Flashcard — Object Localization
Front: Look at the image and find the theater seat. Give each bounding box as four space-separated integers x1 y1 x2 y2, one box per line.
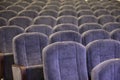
49 31 81 43
86 39 120 78
25 25 52 36
43 41 88 80
91 59 120 80
12 32 48 80
0 26 24 80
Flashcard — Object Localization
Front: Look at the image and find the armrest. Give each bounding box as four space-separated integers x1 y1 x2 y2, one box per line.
12 65 44 80
12 65 27 80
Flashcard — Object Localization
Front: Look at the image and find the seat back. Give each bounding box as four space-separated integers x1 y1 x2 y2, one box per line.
86 39 120 77
0 26 24 53
13 32 48 66
8 16 32 29
25 25 52 36
91 59 120 80
53 24 78 32
49 31 81 43
43 41 88 80
34 16 56 27
82 29 110 46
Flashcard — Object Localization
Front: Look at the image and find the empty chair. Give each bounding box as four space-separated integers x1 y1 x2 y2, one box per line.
91 59 120 80
111 29 120 41
31 1 45 7
86 39 120 78
6 0 18 2
101 2 113 6
57 16 78 25
78 15 98 26
0 0 4 1
61 1 75 6
18 10 38 19
0 17 7 26
82 29 110 45
89 2 101 6
12 32 48 80
15 2 29 7
111 9 120 17
8 16 32 29
0 10 17 20
75 1 88 6
49 31 81 43
43 41 88 80
91 5 104 11
0 2 12 7
105 5 119 11
98 15 116 25
53 24 78 32
25 5 42 12
0 5 5 10
59 5 76 10
43 5 59 11
25 25 52 36
103 22 120 32
34 16 56 27
79 23 102 34
46 1 61 6
0 26 24 80
39 10 58 18
116 15 120 22
24 0 33 3
58 10 77 17
77 10 94 17
76 5 90 11
94 9 110 17
6 5 24 13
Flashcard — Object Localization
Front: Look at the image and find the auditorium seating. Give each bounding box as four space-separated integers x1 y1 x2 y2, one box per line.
0 0 120 80
34 16 56 27
91 59 120 80
25 25 53 36
79 23 102 34
82 29 110 45
57 16 78 25
18 10 38 19
78 15 98 25
12 32 48 80
116 15 120 22
111 9 120 17
0 26 24 80
111 29 120 41
49 31 81 43
0 17 7 26
103 22 120 32
86 39 120 78
8 16 32 29
43 41 88 80
53 24 79 32
39 10 58 18
0 10 17 20
98 15 116 25
58 9 77 17
6 5 24 13
94 9 110 17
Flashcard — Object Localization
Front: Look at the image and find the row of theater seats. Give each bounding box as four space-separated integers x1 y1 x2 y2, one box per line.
0 0 120 80
0 0 120 28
